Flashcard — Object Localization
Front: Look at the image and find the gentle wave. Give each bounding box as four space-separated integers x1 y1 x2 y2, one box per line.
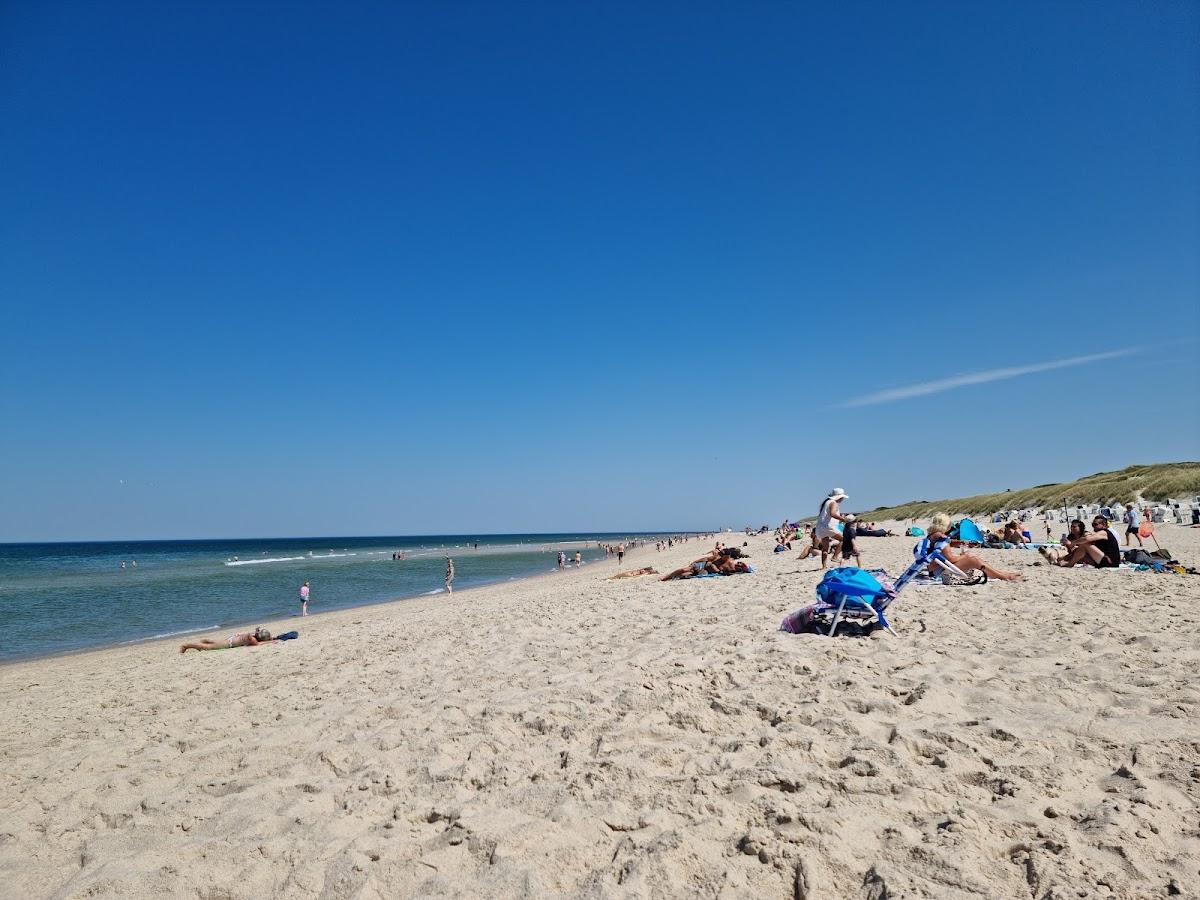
123 625 219 642
223 556 307 566
306 553 357 559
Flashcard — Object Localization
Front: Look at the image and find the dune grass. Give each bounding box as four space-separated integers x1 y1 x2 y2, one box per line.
860 462 1200 521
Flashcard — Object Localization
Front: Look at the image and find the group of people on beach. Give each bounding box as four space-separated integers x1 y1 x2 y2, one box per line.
659 545 751 580
792 488 1026 581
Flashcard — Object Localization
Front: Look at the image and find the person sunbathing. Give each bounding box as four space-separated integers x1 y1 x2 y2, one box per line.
610 567 659 579
660 556 750 580
1041 516 1122 568
925 514 1023 581
1002 521 1030 544
180 627 275 653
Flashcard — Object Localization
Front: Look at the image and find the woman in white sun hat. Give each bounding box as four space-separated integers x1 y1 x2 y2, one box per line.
815 487 853 569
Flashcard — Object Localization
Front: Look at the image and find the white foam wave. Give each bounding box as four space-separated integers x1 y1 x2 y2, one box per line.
125 625 218 642
307 553 357 559
224 556 307 566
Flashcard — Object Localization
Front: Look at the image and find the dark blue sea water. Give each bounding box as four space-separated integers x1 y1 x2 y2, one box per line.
0 533 667 662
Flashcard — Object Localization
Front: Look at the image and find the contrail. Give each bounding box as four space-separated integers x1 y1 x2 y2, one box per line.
840 347 1140 408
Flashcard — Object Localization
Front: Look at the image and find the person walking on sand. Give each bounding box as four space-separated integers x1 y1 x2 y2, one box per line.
445 557 454 594
299 581 310 617
815 488 852 569
1123 505 1142 547
574 550 581 567
617 543 625 565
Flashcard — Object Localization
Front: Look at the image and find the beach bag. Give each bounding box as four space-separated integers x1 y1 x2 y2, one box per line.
1124 549 1156 566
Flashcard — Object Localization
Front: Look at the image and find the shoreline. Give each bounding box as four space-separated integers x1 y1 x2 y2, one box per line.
0 533 696 666
0 537 685 669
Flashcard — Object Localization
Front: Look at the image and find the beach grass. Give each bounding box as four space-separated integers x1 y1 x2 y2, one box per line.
860 461 1200 520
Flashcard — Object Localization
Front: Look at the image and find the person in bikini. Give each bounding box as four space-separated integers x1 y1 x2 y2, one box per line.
180 627 275 653
923 513 1023 581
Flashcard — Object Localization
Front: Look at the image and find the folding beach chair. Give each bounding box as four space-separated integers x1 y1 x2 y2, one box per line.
780 540 976 638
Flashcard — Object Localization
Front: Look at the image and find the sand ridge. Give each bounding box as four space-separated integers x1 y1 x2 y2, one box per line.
1 529 1198 898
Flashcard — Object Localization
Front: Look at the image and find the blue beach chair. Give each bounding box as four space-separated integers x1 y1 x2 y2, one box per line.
780 540 974 637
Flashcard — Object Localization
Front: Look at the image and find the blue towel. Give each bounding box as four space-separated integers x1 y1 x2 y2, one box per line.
276 631 299 641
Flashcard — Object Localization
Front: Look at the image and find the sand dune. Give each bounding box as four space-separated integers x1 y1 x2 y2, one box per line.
2 528 1198 898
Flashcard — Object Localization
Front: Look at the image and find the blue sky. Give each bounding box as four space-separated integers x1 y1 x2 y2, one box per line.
2 1 1197 541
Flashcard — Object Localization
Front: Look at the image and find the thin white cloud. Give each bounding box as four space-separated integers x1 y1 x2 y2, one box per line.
841 347 1140 408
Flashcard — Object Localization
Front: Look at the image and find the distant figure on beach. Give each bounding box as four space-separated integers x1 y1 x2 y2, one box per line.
574 551 581 567
180 627 275 653
557 551 566 570
617 543 625 564
445 557 454 594
1123 506 1142 547
300 581 310 617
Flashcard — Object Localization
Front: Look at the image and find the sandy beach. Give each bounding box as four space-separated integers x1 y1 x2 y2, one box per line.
2 527 1198 898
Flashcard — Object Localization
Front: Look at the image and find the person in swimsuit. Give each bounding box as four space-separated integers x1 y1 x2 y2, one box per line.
300 581 310 617
924 513 1023 581
180 627 274 653
445 557 454 594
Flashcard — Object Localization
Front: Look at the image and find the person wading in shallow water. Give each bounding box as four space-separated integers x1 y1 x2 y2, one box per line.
445 557 454 594
300 581 310 617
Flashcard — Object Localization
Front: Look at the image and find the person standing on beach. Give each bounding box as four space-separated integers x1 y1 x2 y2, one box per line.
815 488 852 568
445 557 454 594
300 581 310 616
574 550 582 567
1123 505 1142 547
617 543 625 565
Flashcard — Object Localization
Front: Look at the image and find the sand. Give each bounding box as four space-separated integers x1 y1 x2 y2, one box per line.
2 528 1199 899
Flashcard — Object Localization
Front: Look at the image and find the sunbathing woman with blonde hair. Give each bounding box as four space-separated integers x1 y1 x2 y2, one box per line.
925 513 1022 581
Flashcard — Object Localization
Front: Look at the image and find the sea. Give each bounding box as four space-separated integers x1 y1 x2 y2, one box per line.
0 533 673 662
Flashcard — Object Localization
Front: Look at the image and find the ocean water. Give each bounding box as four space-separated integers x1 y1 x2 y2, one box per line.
0 533 668 662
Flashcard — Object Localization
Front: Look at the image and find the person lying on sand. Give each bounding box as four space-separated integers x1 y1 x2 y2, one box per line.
609 567 660 579
1040 515 1122 568
180 627 275 653
925 513 1023 581
660 557 750 580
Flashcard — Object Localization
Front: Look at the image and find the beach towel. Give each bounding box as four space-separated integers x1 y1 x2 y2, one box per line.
276 631 299 641
694 565 754 578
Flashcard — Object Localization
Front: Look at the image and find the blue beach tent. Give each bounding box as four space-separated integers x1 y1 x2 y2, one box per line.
956 519 985 543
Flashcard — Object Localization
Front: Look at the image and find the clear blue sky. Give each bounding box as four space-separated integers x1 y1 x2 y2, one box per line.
2 1 1197 541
